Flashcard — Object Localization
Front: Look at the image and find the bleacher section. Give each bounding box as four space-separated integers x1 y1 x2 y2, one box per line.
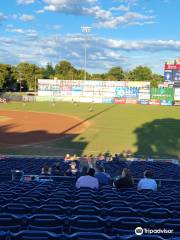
0 156 179 239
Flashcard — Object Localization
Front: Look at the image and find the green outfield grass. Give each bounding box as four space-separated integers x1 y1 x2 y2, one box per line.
0 101 180 157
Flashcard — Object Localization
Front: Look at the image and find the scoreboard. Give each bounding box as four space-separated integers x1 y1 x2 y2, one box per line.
164 59 180 87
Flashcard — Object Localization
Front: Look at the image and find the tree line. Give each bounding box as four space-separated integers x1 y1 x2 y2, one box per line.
0 60 164 92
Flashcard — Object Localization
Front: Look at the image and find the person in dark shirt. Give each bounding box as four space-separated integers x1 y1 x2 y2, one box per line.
54 164 63 176
66 161 79 177
114 168 134 190
79 166 88 176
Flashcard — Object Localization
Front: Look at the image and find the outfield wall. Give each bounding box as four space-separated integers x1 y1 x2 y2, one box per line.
37 79 179 106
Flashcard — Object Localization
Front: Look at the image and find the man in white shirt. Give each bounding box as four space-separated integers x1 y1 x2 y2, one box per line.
137 170 157 191
76 168 99 189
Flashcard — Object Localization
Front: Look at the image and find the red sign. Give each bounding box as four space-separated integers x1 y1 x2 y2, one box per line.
149 100 160 105
164 64 180 70
114 98 126 104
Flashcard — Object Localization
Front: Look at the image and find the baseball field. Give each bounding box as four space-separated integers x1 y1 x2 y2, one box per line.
0 101 180 158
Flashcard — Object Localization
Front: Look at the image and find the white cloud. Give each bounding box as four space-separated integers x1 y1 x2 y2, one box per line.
95 11 155 28
17 0 35 4
1 32 179 73
6 28 25 33
41 0 155 29
43 0 97 14
6 26 38 38
0 12 7 21
110 5 130 12
19 14 35 21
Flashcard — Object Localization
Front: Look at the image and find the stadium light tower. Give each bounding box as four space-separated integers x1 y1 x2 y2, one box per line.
81 26 91 81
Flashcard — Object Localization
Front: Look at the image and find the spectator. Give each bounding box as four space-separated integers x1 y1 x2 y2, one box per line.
98 153 105 161
107 155 113 162
41 165 51 175
66 162 79 177
87 154 93 168
95 166 111 187
114 168 134 190
79 166 88 176
113 153 120 162
76 168 99 189
137 170 157 191
54 164 63 176
64 154 71 162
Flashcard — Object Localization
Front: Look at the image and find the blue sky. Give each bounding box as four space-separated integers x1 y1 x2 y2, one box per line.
0 0 180 74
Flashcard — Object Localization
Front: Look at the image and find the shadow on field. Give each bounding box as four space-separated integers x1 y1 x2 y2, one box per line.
0 105 115 155
134 118 180 158
0 124 88 155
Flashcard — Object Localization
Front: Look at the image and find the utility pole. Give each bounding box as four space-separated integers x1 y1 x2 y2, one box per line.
81 26 91 81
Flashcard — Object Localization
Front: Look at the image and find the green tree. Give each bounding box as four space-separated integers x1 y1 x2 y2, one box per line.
128 66 152 81
17 62 42 91
55 60 75 79
0 64 16 90
151 74 164 87
107 67 125 81
43 63 55 79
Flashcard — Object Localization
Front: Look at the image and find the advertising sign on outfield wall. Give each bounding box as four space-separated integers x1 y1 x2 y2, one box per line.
102 98 114 104
114 98 126 104
139 100 149 105
126 99 138 104
138 93 150 100
125 87 139 99
149 100 160 105
115 87 126 98
151 88 174 101
160 100 173 106
174 101 180 106
174 88 180 100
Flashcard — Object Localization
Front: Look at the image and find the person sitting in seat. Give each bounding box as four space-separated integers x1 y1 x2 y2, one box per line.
66 161 79 177
137 170 157 191
64 153 71 162
76 168 99 189
79 166 89 176
54 164 63 176
114 168 134 190
41 165 51 175
95 166 111 187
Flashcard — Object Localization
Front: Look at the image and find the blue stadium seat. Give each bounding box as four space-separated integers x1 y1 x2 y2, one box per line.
69 232 115 240
0 214 23 232
72 205 101 216
68 216 107 234
2 203 32 214
110 217 148 236
105 207 137 218
10 230 61 240
27 214 65 233
34 204 68 215
140 208 173 219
